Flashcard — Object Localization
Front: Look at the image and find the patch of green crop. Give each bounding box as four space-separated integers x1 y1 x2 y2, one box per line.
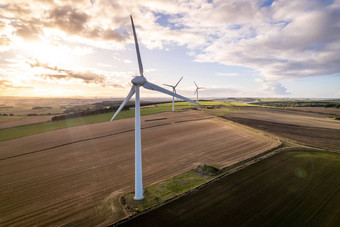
292 151 340 161
123 168 218 212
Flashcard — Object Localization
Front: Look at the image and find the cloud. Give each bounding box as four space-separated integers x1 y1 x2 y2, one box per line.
48 5 89 35
0 0 339 97
256 78 290 95
200 87 241 96
193 0 340 83
177 86 241 97
15 22 42 41
0 1 127 46
0 76 32 89
217 72 239 77
28 60 123 88
0 35 10 46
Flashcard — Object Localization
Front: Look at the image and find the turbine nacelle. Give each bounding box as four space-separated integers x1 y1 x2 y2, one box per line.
131 76 147 86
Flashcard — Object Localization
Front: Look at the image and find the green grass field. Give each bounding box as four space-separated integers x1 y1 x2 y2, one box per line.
123 165 220 213
119 150 340 226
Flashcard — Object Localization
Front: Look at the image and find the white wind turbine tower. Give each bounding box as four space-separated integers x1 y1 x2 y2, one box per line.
194 81 204 102
110 16 199 200
163 76 183 111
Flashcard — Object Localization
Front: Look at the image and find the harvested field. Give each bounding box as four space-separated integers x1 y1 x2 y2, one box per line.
0 115 52 130
221 106 340 151
0 110 279 226
283 107 340 116
119 150 340 226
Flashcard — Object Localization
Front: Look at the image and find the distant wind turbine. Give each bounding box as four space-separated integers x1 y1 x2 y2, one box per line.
194 81 204 102
110 16 199 200
163 76 183 111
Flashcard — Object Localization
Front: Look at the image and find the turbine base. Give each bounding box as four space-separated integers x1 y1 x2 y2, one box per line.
133 196 144 200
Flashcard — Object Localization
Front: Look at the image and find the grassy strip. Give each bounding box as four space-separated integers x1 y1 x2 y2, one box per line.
122 165 220 213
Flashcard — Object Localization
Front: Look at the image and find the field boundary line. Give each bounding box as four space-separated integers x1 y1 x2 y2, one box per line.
0 123 171 161
112 142 285 226
174 117 215 124
0 116 216 161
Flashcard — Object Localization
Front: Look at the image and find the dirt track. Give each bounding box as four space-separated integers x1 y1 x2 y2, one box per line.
0 110 279 226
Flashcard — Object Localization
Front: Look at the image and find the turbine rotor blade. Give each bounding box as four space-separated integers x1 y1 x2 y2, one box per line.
193 81 198 88
194 89 197 95
174 76 183 88
163 84 173 88
130 15 143 76
110 85 136 121
143 82 199 105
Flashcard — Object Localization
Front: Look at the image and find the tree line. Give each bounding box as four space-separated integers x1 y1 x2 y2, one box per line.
51 105 130 121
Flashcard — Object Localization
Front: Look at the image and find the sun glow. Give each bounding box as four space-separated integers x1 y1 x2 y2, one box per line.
21 41 72 67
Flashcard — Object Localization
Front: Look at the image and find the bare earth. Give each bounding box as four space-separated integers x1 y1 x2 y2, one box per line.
0 116 52 129
283 106 340 116
0 110 278 226
222 106 340 151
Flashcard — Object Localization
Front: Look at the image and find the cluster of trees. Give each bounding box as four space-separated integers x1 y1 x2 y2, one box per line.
254 101 340 108
0 113 14 116
32 106 53 110
51 105 130 121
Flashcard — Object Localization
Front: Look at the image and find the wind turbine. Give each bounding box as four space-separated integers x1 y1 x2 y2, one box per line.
163 76 183 111
194 81 204 102
110 16 199 200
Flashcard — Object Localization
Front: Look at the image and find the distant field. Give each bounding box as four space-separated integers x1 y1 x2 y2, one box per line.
0 103 186 141
283 107 340 116
0 101 249 141
220 106 340 151
253 99 340 108
119 150 340 226
0 97 85 115
0 115 25 123
0 115 53 130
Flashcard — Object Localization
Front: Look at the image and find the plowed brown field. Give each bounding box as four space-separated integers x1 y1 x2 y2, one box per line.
222 106 340 151
0 116 52 130
0 110 278 226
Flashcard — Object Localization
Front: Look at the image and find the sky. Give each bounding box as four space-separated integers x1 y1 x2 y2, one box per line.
0 0 339 99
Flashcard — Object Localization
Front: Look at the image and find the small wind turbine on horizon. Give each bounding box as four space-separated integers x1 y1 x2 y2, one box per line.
163 76 183 111
194 81 204 102
110 16 199 200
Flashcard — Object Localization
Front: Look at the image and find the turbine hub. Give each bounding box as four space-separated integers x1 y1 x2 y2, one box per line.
131 76 147 86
